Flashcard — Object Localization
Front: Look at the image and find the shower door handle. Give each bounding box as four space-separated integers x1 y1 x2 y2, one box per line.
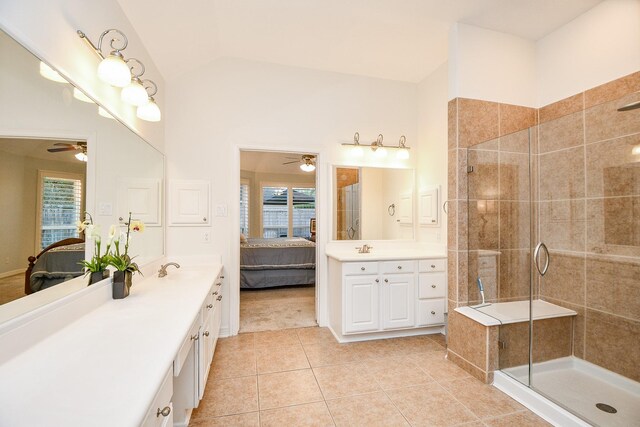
534 242 550 276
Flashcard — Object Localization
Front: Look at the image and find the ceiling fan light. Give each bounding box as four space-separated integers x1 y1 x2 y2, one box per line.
75 152 88 162
97 51 131 87
73 87 94 103
39 61 67 83
396 147 410 160
98 106 115 119
121 78 149 106
300 163 316 172
137 97 161 122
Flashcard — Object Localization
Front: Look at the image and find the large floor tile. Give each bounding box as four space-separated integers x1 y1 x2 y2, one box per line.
386 383 479 426
260 402 334 427
256 343 310 374
215 333 255 355
254 328 301 349
296 327 338 346
388 335 447 355
440 377 524 419
258 369 323 410
189 412 260 426
483 410 551 426
193 376 258 419
303 342 359 367
210 349 256 380
326 392 409 427
313 363 381 400
410 351 472 382
366 356 434 390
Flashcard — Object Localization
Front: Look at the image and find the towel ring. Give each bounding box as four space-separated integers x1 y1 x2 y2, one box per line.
388 204 396 216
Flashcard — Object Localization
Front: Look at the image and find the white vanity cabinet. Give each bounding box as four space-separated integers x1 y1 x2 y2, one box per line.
142 367 174 427
329 256 445 342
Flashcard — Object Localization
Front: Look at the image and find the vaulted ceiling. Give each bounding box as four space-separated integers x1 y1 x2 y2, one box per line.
118 0 602 82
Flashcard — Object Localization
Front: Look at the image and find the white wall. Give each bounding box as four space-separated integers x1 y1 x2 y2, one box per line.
0 0 165 150
536 0 640 106
416 62 448 244
165 57 418 333
448 23 537 106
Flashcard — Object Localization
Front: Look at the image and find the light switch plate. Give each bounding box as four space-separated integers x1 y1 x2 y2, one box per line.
216 204 228 217
98 202 113 215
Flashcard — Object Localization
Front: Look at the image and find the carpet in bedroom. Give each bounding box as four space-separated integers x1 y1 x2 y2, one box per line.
240 285 317 333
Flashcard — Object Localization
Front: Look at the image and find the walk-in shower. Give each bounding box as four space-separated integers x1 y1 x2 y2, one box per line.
466 90 640 426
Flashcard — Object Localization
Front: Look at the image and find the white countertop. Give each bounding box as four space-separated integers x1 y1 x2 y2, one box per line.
0 263 222 427
325 248 446 261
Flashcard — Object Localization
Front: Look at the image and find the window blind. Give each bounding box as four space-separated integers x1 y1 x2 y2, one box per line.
40 176 82 249
240 183 249 235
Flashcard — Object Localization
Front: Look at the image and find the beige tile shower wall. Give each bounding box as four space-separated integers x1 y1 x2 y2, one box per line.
536 71 640 382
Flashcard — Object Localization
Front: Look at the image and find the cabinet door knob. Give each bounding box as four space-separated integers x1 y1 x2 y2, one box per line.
220 275 225 279
191 334 199 341
361 267 365 271
216 282 222 287
431 311 436 315
431 264 436 268
203 331 210 337
217 295 223 301
207 304 213 309
397 265 402 270
203 217 207 222
431 285 436 288
384 279 389 283
375 279 380 283
213 291 219 295
157 406 171 417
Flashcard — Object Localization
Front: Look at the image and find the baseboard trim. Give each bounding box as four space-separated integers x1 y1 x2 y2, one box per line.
0 269 23 279
218 326 231 338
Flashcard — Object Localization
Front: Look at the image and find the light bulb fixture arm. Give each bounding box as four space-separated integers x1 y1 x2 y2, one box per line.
340 132 411 154
126 58 145 79
142 79 158 97
77 29 128 59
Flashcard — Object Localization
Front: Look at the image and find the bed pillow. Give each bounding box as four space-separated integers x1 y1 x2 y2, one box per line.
240 233 248 243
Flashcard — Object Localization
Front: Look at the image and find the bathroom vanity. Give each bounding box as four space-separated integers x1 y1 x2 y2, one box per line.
326 247 446 342
0 260 223 427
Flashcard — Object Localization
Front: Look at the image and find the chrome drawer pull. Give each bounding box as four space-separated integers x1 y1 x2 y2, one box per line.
203 331 210 337
217 295 222 301
216 282 222 287
207 304 213 309
213 291 219 295
361 267 365 271
384 279 389 283
191 334 199 341
220 275 225 279
397 265 402 269
431 285 436 288
375 279 380 283
431 264 436 268
431 311 436 315
157 406 171 417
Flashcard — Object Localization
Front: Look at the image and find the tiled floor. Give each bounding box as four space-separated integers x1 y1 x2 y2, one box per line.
240 286 317 333
191 327 550 426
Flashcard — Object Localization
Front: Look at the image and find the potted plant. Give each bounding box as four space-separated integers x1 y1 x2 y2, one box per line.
77 213 112 285
108 212 144 299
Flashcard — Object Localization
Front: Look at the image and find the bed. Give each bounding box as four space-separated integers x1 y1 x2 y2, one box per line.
240 237 316 289
24 238 85 295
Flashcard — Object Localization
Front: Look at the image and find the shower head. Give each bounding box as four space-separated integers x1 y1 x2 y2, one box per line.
617 100 640 112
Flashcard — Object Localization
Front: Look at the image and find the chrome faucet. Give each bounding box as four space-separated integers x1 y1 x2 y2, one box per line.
158 262 181 278
356 244 373 254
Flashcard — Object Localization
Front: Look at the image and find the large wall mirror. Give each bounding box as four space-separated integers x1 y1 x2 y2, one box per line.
333 166 414 240
0 29 164 322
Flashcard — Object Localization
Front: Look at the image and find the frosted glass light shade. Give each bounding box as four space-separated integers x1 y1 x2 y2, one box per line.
39 62 67 83
98 106 115 119
633 145 640 155
300 163 316 172
75 152 88 162
97 53 131 87
396 147 410 160
121 79 149 106
137 98 161 122
73 87 94 103
350 145 364 157
374 146 387 158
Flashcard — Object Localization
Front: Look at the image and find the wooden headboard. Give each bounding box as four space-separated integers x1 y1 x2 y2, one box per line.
25 238 85 295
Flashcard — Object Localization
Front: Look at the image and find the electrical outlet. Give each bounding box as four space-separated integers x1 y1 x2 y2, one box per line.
203 231 210 243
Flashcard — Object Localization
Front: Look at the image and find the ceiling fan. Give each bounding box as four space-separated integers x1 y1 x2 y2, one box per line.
47 142 88 162
282 154 316 172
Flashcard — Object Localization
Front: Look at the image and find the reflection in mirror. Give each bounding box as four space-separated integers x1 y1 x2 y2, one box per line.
0 29 164 319
334 166 414 240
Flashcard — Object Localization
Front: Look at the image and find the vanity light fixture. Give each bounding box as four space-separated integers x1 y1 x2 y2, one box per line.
371 134 387 158
39 61 67 83
121 59 149 106
136 80 161 122
341 133 410 158
396 135 410 160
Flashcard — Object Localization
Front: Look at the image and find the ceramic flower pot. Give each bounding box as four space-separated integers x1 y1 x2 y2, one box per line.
89 270 110 285
112 270 132 299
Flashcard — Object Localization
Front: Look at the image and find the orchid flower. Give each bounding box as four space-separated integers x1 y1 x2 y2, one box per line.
76 220 87 233
130 220 145 233
107 225 117 245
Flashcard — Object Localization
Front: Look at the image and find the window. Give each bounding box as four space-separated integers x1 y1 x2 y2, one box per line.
261 184 315 238
262 186 289 238
240 182 249 235
37 171 84 249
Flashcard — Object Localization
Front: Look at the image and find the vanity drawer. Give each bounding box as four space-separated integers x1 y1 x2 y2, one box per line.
418 272 446 299
380 260 415 274
142 366 173 427
419 258 446 273
174 314 200 376
343 262 378 275
417 299 446 326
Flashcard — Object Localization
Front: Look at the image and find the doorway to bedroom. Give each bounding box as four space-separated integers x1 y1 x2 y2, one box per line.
238 150 318 333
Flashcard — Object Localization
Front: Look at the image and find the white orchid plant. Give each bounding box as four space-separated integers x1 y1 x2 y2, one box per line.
77 212 145 276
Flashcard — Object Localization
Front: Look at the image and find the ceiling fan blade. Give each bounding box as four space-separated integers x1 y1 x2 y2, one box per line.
52 142 73 147
48 147 77 152
282 160 299 165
